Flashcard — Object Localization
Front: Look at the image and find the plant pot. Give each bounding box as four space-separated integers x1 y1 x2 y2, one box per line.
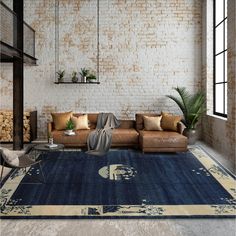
72 77 78 83
87 79 96 83
48 137 54 145
183 128 197 145
81 76 87 83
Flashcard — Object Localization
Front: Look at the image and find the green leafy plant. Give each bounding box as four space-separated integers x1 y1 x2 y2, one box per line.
47 130 53 143
166 87 206 130
48 131 52 138
66 119 74 130
79 68 89 77
71 71 78 83
56 70 65 82
86 74 96 82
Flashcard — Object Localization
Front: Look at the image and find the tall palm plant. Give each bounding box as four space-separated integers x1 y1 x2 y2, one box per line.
166 87 206 130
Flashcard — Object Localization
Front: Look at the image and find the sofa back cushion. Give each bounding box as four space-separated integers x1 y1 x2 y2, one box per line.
73 114 135 129
51 113 135 130
119 120 135 129
135 113 161 130
51 111 73 130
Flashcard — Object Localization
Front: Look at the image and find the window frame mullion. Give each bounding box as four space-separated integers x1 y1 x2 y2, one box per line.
213 0 228 118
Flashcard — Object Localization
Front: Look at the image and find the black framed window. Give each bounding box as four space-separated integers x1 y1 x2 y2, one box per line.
213 0 227 117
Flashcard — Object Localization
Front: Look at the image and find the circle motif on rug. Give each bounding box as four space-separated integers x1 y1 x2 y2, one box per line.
98 164 137 181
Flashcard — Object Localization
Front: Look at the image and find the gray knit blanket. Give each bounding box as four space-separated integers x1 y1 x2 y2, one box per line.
87 113 120 156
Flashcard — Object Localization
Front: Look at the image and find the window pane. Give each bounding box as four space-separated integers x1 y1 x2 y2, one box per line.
225 19 227 49
225 83 227 114
215 0 224 25
216 23 224 54
225 0 227 17
225 51 227 81
215 53 224 83
215 84 224 114
214 0 228 117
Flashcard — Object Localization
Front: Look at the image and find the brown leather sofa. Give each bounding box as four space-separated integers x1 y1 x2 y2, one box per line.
48 113 139 148
48 113 188 152
136 113 187 153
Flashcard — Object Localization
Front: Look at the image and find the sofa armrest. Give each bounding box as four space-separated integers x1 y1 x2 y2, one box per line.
177 122 186 134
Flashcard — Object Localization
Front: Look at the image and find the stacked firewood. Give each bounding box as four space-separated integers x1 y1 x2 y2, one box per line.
0 110 31 142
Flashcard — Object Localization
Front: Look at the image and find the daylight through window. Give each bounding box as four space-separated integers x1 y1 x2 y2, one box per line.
213 0 228 117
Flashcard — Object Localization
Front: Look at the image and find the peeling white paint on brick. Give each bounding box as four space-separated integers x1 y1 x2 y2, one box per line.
0 0 202 139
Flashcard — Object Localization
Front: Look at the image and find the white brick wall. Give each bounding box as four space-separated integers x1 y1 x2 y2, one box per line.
0 0 202 138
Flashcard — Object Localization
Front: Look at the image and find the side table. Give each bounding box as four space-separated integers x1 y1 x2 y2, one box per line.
33 143 65 159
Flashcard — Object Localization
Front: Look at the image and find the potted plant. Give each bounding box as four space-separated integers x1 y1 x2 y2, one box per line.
79 68 89 83
66 119 74 134
86 73 96 83
71 71 78 83
166 87 206 144
56 70 65 83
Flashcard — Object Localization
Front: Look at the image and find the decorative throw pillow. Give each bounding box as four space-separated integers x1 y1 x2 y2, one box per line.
51 111 72 130
161 112 182 131
71 114 90 130
0 148 19 167
143 116 163 131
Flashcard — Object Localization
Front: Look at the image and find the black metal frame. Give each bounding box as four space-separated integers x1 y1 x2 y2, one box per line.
213 0 227 118
54 81 100 84
0 1 37 64
1 1 37 150
54 0 100 84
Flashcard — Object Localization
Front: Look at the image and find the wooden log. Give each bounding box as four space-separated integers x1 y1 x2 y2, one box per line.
0 110 35 142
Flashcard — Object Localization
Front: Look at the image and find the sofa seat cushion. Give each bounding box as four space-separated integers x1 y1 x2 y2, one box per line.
139 131 187 148
52 130 92 145
51 128 139 147
112 128 139 145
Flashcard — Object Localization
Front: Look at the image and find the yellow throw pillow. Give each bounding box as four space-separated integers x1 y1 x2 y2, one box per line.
143 116 163 131
51 111 72 130
71 114 90 130
161 112 182 131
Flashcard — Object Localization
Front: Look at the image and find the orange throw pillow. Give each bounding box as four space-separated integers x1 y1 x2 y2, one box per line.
51 111 72 130
161 112 182 131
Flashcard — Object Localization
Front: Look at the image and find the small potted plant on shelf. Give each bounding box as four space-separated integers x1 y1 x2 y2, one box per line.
56 70 65 83
71 71 78 83
79 68 89 83
66 119 75 135
86 73 97 83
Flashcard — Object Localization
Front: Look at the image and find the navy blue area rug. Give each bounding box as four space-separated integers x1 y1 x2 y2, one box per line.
1 147 235 219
